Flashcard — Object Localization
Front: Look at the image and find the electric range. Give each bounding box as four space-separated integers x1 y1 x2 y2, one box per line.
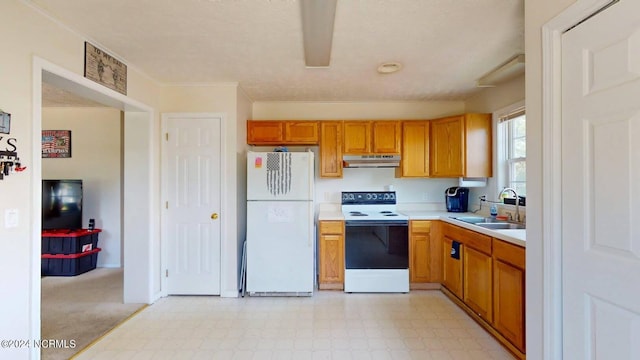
341 191 409 293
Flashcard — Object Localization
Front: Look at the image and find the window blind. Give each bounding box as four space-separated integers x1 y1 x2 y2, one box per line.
498 107 525 123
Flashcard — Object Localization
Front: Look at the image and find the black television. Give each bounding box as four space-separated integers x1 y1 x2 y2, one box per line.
42 179 83 231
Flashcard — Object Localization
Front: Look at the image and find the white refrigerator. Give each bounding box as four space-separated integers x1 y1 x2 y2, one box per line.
246 151 315 296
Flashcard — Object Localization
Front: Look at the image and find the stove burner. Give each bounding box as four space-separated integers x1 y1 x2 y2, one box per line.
384 214 399 216
349 211 368 216
380 211 392 214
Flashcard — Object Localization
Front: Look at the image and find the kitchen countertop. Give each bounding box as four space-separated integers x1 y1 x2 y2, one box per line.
317 207 526 248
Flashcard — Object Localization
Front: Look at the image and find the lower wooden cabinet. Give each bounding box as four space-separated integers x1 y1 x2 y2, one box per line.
441 222 525 358
318 220 344 289
442 235 463 298
409 220 431 283
463 246 493 322
493 239 526 353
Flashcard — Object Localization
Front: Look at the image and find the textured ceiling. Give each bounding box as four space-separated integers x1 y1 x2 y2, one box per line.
31 0 524 102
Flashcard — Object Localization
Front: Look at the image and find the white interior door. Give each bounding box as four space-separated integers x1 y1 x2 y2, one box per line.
562 1 640 358
162 114 221 295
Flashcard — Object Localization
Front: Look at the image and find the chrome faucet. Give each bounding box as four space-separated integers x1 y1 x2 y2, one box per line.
499 187 521 223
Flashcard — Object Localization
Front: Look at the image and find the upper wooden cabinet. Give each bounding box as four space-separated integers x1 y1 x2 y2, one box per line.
319 121 343 178
343 121 401 155
430 113 492 178
343 121 371 154
247 120 319 145
372 121 401 153
397 121 430 177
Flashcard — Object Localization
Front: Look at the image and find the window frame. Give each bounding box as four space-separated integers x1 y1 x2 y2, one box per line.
493 101 526 199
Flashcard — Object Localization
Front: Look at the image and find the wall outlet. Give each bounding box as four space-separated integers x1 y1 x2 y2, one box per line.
422 193 429 201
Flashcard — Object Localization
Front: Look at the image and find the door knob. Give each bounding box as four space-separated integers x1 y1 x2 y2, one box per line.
211 213 219 220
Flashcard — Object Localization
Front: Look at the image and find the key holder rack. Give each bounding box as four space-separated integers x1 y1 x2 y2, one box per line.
0 150 25 180
0 108 26 181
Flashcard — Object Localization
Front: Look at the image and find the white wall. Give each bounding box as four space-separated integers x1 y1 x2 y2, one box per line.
0 1 162 356
463 75 526 210
253 101 465 120
42 107 122 267
465 74 525 114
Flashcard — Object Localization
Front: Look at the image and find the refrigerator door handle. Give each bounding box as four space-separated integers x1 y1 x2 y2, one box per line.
308 201 313 247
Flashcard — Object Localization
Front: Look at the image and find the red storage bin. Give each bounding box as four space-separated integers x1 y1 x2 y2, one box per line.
41 248 101 276
41 229 101 254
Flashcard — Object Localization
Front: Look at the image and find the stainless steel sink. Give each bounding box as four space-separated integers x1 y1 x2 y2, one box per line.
475 222 525 230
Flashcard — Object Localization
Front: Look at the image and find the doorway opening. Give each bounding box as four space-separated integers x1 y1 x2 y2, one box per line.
31 57 159 357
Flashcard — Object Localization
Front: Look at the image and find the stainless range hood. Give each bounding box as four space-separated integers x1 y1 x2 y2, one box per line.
343 155 401 168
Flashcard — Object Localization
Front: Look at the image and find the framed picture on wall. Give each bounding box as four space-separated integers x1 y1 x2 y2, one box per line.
0 111 10 134
42 130 72 158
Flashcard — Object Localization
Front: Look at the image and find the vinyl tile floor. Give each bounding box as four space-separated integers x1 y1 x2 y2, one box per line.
75 290 516 360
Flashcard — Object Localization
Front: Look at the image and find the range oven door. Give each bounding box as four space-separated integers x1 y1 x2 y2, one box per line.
344 220 410 293
344 220 409 269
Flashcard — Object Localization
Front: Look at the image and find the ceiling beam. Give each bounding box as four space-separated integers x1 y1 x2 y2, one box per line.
300 0 337 67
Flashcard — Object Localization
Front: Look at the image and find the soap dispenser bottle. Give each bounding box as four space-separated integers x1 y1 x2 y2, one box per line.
490 204 498 219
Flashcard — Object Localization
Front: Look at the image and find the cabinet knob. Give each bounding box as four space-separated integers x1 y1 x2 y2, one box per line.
211 213 219 220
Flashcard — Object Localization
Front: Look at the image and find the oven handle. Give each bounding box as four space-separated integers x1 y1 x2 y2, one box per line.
345 220 409 227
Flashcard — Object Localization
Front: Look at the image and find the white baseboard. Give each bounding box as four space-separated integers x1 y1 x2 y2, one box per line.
97 263 121 268
220 290 239 298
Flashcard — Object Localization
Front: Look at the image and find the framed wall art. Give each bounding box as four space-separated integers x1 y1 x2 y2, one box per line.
84 42 127 95
42 130 72 158
0 110 10 134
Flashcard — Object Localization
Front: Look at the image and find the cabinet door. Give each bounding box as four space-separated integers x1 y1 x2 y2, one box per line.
398 121 430 177
247 121 283 144
343 121 371 154
464 113 493 177
319 121 343 178
442 236 463 298
493 239 525 352
463 246 493 322
409 221 431 283
285 121 318 144
430 116 464 177
493 259 525 352
372 121 401 154
319 234 344 285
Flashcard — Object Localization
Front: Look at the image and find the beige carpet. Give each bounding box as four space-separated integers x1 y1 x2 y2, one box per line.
41 267 145 360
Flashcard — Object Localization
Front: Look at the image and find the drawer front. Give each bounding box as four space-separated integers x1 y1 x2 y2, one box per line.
319 221 344 235
411 220 431 233
443 222 492 255
493 239 525 269
464 233 492 255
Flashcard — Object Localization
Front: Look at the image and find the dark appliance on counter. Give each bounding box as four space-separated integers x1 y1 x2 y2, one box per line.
445 186 469 212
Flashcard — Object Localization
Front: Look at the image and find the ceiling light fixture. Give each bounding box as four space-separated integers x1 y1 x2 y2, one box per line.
377 62 403 74
476 54 525 87
301 0 337 67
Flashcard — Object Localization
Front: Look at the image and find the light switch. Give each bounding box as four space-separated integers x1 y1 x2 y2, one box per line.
5 209 18 228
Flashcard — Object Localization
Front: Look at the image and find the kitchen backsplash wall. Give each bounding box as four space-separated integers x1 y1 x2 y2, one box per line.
248 146 457 208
